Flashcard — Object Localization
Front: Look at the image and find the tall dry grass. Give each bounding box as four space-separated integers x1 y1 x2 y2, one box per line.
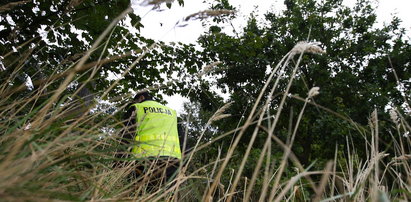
1 2 410 202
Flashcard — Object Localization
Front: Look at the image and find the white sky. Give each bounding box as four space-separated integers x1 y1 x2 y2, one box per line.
131 0 411 113
133 0 411 43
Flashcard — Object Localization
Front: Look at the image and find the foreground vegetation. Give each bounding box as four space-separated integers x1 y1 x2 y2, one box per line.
1 0 410 201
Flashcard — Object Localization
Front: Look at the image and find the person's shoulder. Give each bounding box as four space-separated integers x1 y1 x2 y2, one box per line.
128 103 138 109
139 100 176 111
135 100 161 107
141 100 159 105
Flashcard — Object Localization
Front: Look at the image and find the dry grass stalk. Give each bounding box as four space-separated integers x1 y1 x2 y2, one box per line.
393 154 411 161
266 45 320 202
267 86 320 200
213 41 315 202
187 102 233 157
100 42 157 100
273 171 330 202
2 3 410 200
244 140 269 201
223 40 325 202
213 52 292 201
28 7 132 129
173 102 233 201
313 161 334 202
351 152 389 196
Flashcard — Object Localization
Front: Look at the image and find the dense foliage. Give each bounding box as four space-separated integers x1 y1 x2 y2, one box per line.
184 0 411 199
0 0 410 201
0 0 204 105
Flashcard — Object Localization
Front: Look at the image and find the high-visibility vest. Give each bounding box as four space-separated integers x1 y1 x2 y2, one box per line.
131 100 182 159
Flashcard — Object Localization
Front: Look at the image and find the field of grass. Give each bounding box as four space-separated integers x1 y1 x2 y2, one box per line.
1 2 410 201
1 38 410 201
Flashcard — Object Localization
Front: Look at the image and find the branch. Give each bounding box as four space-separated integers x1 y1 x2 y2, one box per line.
1 51 135 97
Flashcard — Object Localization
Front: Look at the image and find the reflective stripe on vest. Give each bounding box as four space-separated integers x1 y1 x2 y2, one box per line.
131 101 182 159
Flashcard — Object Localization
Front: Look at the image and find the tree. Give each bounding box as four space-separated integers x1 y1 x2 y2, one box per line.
0 0 205 104
188 0 410 198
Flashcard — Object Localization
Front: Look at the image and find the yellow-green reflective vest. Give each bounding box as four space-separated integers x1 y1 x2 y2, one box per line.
131 101 182 159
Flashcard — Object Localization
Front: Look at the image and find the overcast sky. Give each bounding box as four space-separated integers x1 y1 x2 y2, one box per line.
131 0 411 113
132 0 411 43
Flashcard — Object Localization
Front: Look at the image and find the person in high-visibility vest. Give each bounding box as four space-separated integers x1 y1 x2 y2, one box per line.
122 91 182 189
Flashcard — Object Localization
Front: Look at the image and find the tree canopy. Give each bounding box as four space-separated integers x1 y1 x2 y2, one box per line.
180 0 410 199
194 0 410 158
0 0 203 105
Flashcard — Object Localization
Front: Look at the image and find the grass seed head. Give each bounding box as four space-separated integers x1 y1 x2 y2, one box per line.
307 86 320 98
198 61 222 77
211 114 231 122
24 123 31 131
291 41 326 56
369 109 378 128
184 9 235 21
139 0 174 6
389 108 399 125
209 102 233 123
